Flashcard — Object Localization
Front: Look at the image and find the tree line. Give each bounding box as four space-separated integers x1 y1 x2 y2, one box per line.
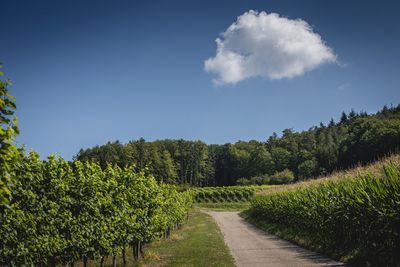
76 104 400 186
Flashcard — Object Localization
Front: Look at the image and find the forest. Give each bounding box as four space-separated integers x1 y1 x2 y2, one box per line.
76 104 400 186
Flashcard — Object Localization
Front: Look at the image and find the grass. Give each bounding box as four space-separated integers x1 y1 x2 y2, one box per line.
141 209 235 267
73 209 234 267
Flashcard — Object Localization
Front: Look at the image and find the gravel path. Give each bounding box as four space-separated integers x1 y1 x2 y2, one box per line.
208 211 347 267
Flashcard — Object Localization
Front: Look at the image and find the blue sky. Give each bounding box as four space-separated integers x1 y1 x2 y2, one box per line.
1 0 399 159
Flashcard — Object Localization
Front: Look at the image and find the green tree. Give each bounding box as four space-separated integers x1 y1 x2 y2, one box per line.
246 145 274 176
159 150 178 183
297 159 318 180
0 64 19 206
271 147 291 172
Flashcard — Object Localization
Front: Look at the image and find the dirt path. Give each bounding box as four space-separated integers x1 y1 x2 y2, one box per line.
208 211 347 267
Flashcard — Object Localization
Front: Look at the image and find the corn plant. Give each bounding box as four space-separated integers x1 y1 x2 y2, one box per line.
248 163 400 266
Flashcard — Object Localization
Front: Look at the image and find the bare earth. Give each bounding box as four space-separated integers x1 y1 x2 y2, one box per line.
208 211 347 267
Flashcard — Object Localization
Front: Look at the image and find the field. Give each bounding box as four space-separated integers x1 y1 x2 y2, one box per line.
243 154 400 266
1 5 400 267
256 154 400 195
0 155 192 266
191 185 275 203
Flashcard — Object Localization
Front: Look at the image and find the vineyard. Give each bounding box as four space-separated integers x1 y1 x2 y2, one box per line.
247 162 400 266
0 152 192 266
192 186 256 203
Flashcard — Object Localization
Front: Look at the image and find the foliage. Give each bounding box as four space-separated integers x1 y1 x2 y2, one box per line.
237 169 295 185
267 169 295 184
76 104 400 186
236 177 252 186
191 186 255 203
247 163 400 266
0 152 192 266
0 64 19 206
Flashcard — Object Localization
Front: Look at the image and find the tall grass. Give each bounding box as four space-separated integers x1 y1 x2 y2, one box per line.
248 162 400 266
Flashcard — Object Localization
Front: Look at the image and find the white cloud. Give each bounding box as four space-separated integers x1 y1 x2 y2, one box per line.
204 10 337 85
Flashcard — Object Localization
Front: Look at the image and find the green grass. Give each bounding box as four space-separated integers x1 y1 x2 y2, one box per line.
141 209 235 266
74 210 234 267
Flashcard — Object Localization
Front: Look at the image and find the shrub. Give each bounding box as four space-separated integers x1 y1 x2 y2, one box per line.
268 169 294 184
236 178 251 186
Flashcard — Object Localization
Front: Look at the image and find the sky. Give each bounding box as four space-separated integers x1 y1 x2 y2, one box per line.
1 0 399 160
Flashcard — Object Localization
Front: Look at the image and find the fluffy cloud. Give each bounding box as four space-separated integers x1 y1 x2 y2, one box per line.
204 10 337 85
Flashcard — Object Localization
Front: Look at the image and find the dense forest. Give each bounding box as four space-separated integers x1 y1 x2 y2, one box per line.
76 104 400 186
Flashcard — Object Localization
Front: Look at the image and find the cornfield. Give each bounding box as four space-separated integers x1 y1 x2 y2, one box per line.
248 163 400 266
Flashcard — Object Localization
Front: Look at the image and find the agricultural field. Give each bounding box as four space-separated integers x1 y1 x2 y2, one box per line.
191 185 275 203
192 186 256 203
1 2 400 267
244 155 400 266
255 154 400 196
0 153 192 266
191 185 278 211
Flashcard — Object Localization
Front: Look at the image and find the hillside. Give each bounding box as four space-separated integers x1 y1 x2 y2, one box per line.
257 153 400 195
76 104 400 187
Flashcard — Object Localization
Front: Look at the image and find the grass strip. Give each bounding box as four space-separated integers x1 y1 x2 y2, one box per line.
76 210 235 266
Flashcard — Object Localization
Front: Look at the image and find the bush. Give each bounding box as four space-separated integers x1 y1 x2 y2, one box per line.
236 178 251 186
250 176 263 185
268 169 294 184
237 176 265 186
